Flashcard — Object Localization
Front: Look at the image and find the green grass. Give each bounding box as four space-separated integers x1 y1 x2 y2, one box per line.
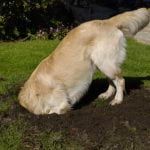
40 131 83 150
123 38 150 86
0 38 150 95
0 39 59 94
0 121 83 150
0 38 149 110
0 120 26 150
0 98 13 113
0 38 150 149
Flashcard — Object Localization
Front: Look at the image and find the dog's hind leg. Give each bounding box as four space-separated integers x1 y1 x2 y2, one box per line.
91 55 126 104
98 79 115 100
91 29 126 105
96 63 125 105
98 62 125 105
110 75 125 105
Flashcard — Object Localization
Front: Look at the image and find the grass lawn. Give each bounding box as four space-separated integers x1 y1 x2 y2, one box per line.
0 39 150 149
0 38 150 95
0 39 59 94
0 38 150 112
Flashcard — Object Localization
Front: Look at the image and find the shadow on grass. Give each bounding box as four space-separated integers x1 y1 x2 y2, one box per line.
74 76 150 109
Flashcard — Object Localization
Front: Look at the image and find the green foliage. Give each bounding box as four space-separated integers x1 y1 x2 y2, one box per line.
0 0 72 40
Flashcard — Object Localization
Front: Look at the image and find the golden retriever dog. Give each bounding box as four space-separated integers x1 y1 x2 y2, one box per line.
18 8 149 115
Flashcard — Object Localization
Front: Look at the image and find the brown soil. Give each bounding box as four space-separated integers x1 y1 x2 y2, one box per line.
1 77 150 149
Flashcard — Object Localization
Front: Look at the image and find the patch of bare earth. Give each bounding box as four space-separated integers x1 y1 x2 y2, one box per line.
1 78 150 149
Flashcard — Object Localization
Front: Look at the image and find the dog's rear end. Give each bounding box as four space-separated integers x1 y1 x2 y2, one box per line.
19 8 150 115
96 8 149 105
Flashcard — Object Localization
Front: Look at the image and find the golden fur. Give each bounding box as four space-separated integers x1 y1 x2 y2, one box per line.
18 8 150 115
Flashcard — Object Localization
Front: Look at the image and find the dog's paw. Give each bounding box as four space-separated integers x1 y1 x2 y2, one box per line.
98 93 110 100
109 99 123 106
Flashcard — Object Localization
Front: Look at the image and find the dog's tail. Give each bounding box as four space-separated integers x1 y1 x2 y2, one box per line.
108 8 150 37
